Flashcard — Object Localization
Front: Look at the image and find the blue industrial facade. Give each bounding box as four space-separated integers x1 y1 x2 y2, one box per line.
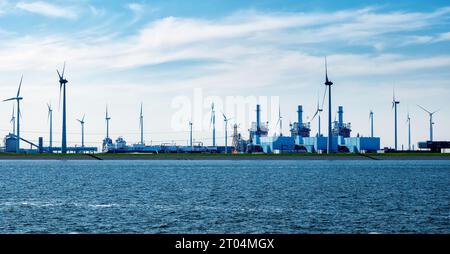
260 136 296 153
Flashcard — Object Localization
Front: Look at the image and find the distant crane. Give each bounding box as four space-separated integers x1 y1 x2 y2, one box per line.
57 62 69 154
47 103 53 150
276 104 283 136
210 103 216 146
392 89 400 150
324 57 334 154
139 103 144 145
3 75 23 152
406 112 411 151
417 105 439 142
10 104 16 135
77 114 86 148
222 112 232 154
105 105 111 139
369 110 374 137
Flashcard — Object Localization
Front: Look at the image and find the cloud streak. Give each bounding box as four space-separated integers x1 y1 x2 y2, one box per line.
16 1 77 20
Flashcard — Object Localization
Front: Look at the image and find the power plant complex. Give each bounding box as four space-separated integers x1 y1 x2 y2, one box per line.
1 60 449 155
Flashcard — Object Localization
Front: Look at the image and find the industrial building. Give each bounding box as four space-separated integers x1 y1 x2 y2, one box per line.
256 104 381 154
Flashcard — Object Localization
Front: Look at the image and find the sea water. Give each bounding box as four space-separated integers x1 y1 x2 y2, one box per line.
0 160 448 234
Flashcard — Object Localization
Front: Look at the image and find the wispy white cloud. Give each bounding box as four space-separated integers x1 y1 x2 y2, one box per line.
127 3 144 13
16 1 78 20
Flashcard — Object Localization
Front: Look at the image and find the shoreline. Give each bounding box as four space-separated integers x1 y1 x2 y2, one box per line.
0 153 449 161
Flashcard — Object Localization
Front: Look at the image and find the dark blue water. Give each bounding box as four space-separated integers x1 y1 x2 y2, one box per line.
0 160 449 234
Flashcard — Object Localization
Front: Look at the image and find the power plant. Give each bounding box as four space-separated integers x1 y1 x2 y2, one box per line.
1 60 449 154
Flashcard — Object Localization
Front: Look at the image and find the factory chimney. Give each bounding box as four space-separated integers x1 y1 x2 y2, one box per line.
338 106 344 127
256 104 261 145
297 105 303 127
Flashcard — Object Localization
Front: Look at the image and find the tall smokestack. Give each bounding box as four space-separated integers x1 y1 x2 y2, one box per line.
297 105 303 135
297 105 303 126
338 106 343 127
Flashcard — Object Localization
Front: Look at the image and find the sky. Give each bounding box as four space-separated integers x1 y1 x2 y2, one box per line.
0 0 449 149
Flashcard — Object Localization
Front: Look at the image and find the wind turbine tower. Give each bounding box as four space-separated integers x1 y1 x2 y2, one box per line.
392 90 400 150
139 103 144 145
417 105 439 142
312 95 323 137
57 63 69 154
105 105 111 139
47 103 53 150
77 115 85 148
324 58 334 154
3 75 23 152
223 113 231 154
276 104 283 136
189 121 193 149
210 103 216 146
407 112 411 151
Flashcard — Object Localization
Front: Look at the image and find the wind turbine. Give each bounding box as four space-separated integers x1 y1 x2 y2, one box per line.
222 112 232 154
3 75 23 152
47 103 53 150
324 57 333 154
312 94 323 137
57 62 69 154
10 104 16 135
189 121 193 149
392 89 400 150
210 102 216 146
105 105 111 139
77 114 85 148
276 104 283 136
369 110 374 138
417 105 439 142
406 112 411 151
139 103 144 145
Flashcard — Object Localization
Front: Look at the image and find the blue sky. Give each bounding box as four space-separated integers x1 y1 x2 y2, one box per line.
0 0 449 149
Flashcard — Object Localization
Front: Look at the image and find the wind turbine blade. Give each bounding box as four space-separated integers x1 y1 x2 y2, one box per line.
58 85 62 111
417 104 431 114
431 109 440 115
57 69 62 79
17 75 23 97
62 62 66 78
3 98 16 102
82 114 85 122
321 86 327 110
311 109 319 121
